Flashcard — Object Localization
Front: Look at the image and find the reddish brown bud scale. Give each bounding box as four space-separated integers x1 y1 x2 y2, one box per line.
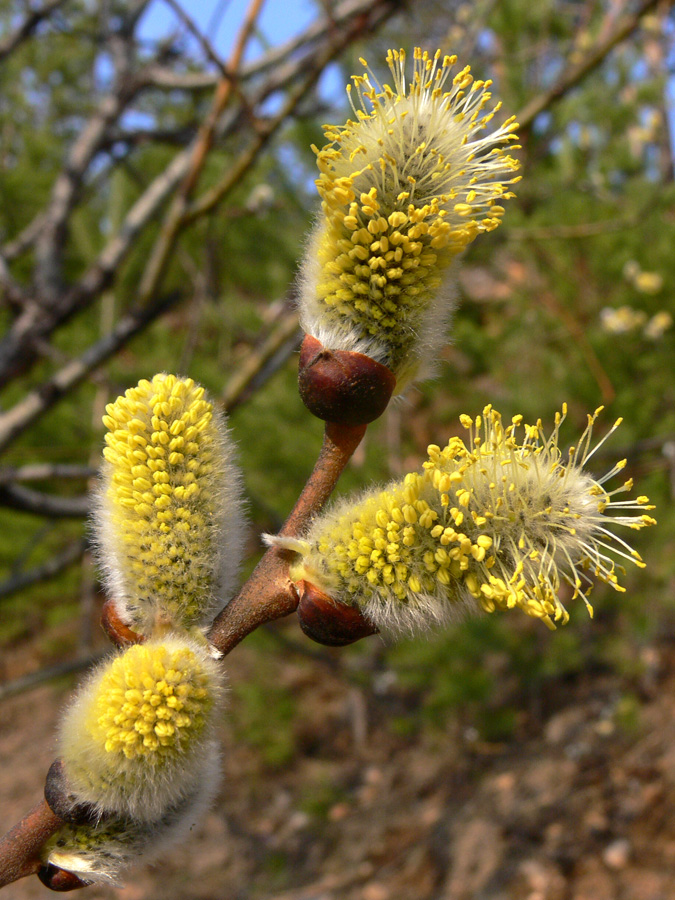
37 865 89 891
100 599 144 648
296 579 378 646
298 335 396 426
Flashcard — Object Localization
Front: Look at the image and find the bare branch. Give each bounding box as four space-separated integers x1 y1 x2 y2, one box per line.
134 0 267 307
222 307 301 413
0 292 182 454
0 0 67 63
0 464 95 486
0 802 63 886
0 250 26 304
185 0 398 223
146 0 396 91
33 43 146 302
517 0 672 131
159 0 231 79
0 484 89 518
0 538 87 601
0 0 399 391
144 67 217 90
0 652 103 702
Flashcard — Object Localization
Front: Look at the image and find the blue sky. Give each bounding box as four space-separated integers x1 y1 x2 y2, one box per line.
138 0 346 108
140 0 319 63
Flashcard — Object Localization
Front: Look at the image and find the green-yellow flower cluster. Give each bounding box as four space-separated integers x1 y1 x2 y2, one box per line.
52 374 241 884
43 745 219 885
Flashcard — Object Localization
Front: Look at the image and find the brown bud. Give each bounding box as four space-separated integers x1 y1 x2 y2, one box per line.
298 334 396 426
44 760 97 826
38 865 89 891
297 579 378 646
101 598 144 648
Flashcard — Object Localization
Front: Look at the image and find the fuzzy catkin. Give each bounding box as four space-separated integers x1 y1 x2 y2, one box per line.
42 751 220 885
59 635 224 822
95 373 244 636
299 48 520 387
270 406 655 633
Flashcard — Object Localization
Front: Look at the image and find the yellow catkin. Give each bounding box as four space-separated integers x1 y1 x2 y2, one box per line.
42 757 220 886
96 373 243 635
300 48 521 385
274 406 654 634
59 637 222 821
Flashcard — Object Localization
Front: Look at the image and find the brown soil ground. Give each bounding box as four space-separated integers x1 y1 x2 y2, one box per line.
2 623 675 900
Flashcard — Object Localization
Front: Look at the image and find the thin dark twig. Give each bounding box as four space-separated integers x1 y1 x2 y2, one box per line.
0 464 96 486
517 0 671 131
0 484 89 518
222 309 301 413
0 653 104 702
0 538 87 601
0 0 395 392
160 0 232 79
0 292 182 455
0 0 67 63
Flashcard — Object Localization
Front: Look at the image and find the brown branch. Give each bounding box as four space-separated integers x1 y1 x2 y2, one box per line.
0 291 182 455
222 308 301 413
0 0 67 63
0 801 63 886
517 0 673 131
208 421 366 656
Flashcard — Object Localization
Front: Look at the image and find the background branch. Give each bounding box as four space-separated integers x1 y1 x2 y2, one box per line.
0 538 87 602
0 0 67 63
0 485 89 518
517 0 671 130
